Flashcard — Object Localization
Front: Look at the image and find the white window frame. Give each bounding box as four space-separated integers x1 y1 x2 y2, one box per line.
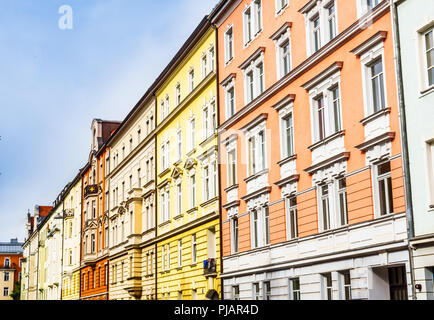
176 180 182 216
189 172 197 208
201 53 208 80
224 26 234 64
417 23 434 93
176 129 182 161
307 70 342 143
275 0 288 15
289 277 301 300
230 216 239 254
227 147 237 187
426 139 434 209
243 0 263 47
245 120 267 177
321 272 333 300
250 205 270 249
225 81 236 120
178 239 182 267
285 196 298 240
175 83 181 106
188 68 195 92
191 234 197 264
373 160 394 217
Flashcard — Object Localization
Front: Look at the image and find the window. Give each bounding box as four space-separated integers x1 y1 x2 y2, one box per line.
3 287 9 297
175 84 181 105
190 174 196 208
253 283 260 300
204 165 210 201
337 178 348 226
188 69 195 92
331 86 342 132
162 245 165 271
289 278 301 300
246 71 254 103
376 161 393 216
104 226 108 248
231 216 239 254
340 270 352 300
320 184 331 231
281 112 294 158
280 41 291 77
226 86 236 119
248 129 266 176
91 234 95 253
424 28 434 87
251 206 270 248
315 95 326 141
327 3 337 40
166 244 170 270
176 181 182 216
232 285 240 300
160 189 170 222
92 200 96 219
243 0 262 45
178 239 182 267
263 281 271 300
192 234 197 264
228 148 237 186
427 141 434 207
276 0 288 14
137 168 141 188
225 27 234 63
322 273 333 300
209 47 215 71
176 130 182 161
369 58 386 112
189 118 195 151
367 0 380 10
201 54 208 79
4 272 9 282
285 196 298 240
312 16 321 53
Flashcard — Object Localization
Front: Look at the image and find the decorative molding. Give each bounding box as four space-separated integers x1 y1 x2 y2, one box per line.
269 22 292 41
305 152 350 175
301 61 344 90
355 132 395 152
239 47 266 70
351 31 388 57
275 174 300 188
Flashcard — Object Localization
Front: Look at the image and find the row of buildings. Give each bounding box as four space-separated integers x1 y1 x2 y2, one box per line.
0 239 23 300
20 0 434 300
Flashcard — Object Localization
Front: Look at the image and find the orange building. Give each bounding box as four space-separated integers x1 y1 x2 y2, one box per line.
80 119 120 300
0 239 23 300
212 0 411 300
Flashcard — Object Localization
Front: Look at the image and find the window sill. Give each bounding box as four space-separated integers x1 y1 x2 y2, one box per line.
200 196 219 208
224 184 239 193
158 167 171 178
277 154 297 167
186 148 196 157
244 168 269 183
308 130 345 151
173 213 183 220
419 85 434 97
360 107 391 126
187 207 198 214
225 57 234 67
158 220 171 228
199 133 218 147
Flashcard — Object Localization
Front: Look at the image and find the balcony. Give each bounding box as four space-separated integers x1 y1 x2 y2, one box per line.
203 258 217 277
84 184 99 199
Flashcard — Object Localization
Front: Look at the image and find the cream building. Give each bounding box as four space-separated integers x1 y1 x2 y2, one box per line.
108 93 156 300
61 175 82 300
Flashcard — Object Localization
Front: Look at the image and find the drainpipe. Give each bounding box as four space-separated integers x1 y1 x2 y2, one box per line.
390 0 416 299
60 201 65 300
211 21 224 301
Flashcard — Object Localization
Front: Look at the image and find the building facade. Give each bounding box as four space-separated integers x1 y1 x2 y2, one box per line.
80 119 120 300
107 93 156 300
394 0 434 300
0 239 23 300
21 205 52 300
154 18 221 300
213 0 412 300
61 175 82 300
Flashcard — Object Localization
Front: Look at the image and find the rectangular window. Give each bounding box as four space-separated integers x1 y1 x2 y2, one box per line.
176 130 182 161
331 86 342 133
322 273 333 300
210 47 215 71
264 206 270 245
286 196 298 239
201 55 208 79
253 283 260 300
189 69 195 92
176 182 182 216
175 84 181 105
137 168 141 188
327 3 337 40
341 270 352 300
228 149 237 186
3 287 9 297
281 41 291 77
289 278 301 300
189 118 195 151
320 184 331 231
370 58 386 113
254 0 262 34
259 130 266 171
316 95 326 141
425 28 434 86
4 272 9 282
247 71 254 103
232 285 240 300
338 178 348 226
226 86 235 118
276 0 288 13
367 0 380 10
178 239 182 267
192 234 197 264
282 113 294 158
162 245 165 271
263 281 271 300
252 209 259 248
225 27 234 63
244 7 252 44
190 174 196 208
231 217 239 254
427 141 434 207
166 244 170 270
312 16 321 52
258 62 264 94
204 166 210 201
377 161 394 216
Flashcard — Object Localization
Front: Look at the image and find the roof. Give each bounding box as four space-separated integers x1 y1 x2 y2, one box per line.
0 239 23 254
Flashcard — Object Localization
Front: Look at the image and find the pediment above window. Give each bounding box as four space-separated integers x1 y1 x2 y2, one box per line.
171 167 183 179
184 158 197 170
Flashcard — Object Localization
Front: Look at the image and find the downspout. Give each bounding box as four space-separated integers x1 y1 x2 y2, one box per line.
390 0 416 299
212 21 224 301
154 93 158 300
60 201 65 300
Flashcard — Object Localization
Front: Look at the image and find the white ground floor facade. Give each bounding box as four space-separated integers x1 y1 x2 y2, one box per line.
222 213 413 300
409 235 434 300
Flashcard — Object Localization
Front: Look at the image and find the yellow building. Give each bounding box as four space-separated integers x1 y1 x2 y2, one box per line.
155 17 220 300
61 174 82 300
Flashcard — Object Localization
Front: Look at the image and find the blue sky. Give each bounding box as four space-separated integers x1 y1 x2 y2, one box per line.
0 0 218 242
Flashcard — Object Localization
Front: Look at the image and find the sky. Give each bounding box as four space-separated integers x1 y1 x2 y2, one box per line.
0 0 218 242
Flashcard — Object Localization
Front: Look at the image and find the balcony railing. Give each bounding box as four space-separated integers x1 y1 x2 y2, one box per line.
203 258 217 276
84 184 99 198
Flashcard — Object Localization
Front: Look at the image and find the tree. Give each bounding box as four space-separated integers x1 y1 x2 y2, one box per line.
10 281 21 300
